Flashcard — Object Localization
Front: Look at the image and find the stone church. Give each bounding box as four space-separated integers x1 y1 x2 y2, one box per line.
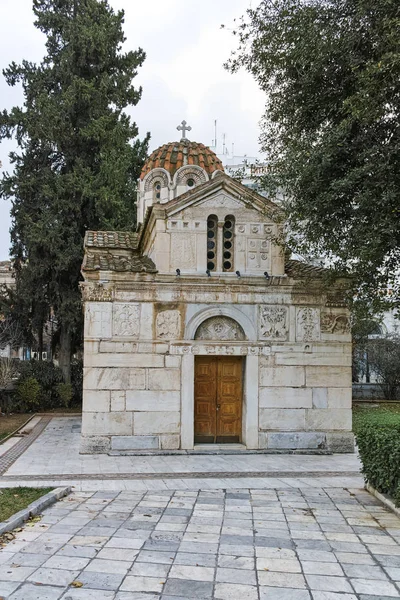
80 124 353 454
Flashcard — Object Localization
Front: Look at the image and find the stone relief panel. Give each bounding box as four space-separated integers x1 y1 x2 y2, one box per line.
85 303 112 338
296 307 321 342
321 312 351 334
170 233 196 269
246 238 271 270
259 306 288 341
194 316 246 341
156 310 181 340
200 195 242 209
113 303 140 337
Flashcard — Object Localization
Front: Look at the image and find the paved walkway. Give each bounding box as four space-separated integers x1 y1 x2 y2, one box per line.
1 487 400 599
0 417 363 491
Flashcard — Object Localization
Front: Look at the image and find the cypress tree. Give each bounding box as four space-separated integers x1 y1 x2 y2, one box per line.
0 0 149 381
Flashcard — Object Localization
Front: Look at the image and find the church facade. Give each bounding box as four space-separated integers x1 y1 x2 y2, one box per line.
80 126 354 454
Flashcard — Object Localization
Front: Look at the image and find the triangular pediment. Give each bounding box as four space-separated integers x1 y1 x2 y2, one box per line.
164 174 284 222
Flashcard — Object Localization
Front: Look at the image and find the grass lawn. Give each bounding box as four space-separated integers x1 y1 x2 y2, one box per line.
353 402 400 435
0 487 53 522
0 414 32 442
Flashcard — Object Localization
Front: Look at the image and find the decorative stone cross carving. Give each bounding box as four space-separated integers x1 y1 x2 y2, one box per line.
177 120 192 140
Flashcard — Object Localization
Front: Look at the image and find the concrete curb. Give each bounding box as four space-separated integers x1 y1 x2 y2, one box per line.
0 486 71 535
365 482 400 518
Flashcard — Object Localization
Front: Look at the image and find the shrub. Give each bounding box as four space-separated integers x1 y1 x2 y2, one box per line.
357 423 400 507
15 376 41 411
55 383 73 408
17 360 63 410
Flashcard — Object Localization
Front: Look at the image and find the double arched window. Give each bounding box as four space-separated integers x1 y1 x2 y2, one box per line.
153 181 162 201
206 215 235 272
207 215 218 272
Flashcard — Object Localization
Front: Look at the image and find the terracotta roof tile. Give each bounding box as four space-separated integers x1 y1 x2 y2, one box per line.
140 140 224 179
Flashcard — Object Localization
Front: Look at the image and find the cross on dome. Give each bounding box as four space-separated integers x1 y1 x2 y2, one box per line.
177 120 192 140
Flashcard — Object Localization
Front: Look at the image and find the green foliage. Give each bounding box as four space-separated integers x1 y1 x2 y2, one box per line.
55 382 73 408
70 358 83 406
18 360 63 409
0 0 150 381
353 403 400 434
227 0 400 310
356 423 400 506
16 376 41 410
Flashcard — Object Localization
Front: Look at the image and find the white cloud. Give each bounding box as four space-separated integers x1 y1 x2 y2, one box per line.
0 0 265 259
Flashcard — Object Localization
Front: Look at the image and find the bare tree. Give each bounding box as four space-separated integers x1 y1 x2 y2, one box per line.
367 335 400 400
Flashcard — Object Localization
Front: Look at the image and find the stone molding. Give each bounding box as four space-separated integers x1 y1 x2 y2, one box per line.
81 283 113 302
169 343 270 356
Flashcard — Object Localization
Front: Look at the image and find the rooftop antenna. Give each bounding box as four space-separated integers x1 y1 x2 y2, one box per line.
214 119 217 150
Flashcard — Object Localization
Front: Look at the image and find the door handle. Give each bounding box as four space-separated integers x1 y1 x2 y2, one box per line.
216 404 221 411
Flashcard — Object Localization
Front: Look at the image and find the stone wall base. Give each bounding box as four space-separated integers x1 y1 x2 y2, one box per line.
260 431 354 453
80 431 355 454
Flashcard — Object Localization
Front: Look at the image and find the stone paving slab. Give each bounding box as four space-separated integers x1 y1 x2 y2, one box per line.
2 417 361 479
0 416 51 475
0 487 399 599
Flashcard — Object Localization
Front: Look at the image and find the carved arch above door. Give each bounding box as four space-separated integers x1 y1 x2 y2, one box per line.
194 316 246 341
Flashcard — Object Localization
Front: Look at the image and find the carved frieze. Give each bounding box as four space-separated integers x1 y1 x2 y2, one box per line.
194 316 246 341
296 307 321 341
321 312 351 334
81 283 113 302
170 343 271 355
113 303 140 337
259 306 288 341
156 310 181 340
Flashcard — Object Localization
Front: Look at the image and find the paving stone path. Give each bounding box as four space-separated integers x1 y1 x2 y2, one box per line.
0 417 52 476
1 486 400 599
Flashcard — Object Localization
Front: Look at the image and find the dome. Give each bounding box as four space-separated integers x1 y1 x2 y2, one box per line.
140 139 224 180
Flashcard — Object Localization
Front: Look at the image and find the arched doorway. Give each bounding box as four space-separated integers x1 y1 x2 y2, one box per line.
193 316 245 444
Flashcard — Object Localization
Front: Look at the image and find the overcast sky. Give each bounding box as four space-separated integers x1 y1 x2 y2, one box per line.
0 0 265 260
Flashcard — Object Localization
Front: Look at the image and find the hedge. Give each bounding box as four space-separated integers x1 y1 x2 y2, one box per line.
356 423 400 507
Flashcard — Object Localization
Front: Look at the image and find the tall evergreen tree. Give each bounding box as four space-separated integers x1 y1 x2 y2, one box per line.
226 0 400 313
0 0 149 380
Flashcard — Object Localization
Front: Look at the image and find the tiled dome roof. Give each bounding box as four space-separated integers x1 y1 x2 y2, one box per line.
140 140 224 180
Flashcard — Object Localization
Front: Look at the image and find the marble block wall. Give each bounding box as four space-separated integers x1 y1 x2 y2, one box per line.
80 293 354 454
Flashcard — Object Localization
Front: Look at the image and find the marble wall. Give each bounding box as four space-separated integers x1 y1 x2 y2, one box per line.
80 287 354 454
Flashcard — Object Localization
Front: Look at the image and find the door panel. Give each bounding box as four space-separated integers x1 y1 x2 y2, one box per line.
194 356 243 444
194 357 217 443
216 357 242 443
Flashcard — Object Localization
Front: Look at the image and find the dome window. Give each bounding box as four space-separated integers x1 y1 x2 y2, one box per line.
187 178 195 188
154 182 162 201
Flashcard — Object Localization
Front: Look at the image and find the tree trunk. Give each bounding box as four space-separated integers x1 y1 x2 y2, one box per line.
38 321 44 361
59 326 72 383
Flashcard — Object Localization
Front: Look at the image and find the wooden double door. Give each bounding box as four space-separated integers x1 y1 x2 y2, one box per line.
194 356 243 444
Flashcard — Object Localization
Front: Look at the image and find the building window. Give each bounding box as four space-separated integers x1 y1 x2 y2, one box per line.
223 215 235 272
187 177 195 188
153 182 162 201
207 215 218 271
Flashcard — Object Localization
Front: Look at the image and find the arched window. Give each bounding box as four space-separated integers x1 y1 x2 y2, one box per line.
153 181 162 201
207 215 218 272
223 215 235 272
